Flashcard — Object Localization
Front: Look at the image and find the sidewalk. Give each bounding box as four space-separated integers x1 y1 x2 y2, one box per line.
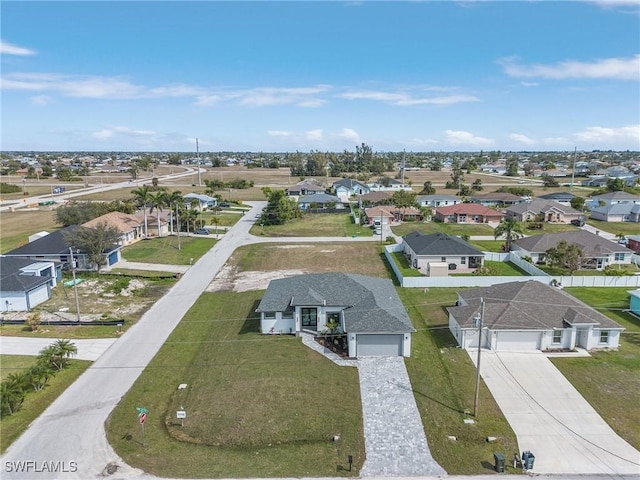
0 337 117 361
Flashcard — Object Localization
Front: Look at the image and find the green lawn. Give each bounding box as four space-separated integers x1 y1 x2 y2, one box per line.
0 357 91 453
251 213 372 237
389 252 422 277
201 211 243 228
107 291 365 478
391 222 495 237
0 355 36 382
121 236 216 265
587 219 640 236
537 264 640 276
399 288 519 474
469 240 504 252
552 287 640 449
523 223 580 234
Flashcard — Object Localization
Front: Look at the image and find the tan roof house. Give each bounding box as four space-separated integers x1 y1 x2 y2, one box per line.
82 212 143 245
434 204 504 224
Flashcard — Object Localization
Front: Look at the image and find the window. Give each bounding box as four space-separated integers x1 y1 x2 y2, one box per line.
552 330 562 344
301 308 317 328
461 257 466 265
263 311 276 319
441 257 446 262
599 330 609 344
614 253 625 261
282 310 294 320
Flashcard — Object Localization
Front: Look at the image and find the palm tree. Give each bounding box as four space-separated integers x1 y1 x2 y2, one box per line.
210 215 221 236
163 190 183 235
0 382 25 417
148 190 167 237
39 339 77 370
131 185 152 238
494 217 526 252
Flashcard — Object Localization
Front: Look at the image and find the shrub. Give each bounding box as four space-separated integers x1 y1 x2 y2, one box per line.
0 182 21 194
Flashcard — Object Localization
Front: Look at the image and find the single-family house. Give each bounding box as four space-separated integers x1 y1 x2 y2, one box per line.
82 211 144 245
3 226 122 271
367 178 413 193
333 179 370 200
255 272 415 357
358 191 393 206
627 289 640 317
469 192 525 207
286 179 326 199
505 199 584 224
133 211 170 236
183 193 217 211
537 192 578 206
513 230 633 269
416 194 461 208
364 206 395 226
298 193 344 210
590 192 640 207
447 280 624 351
402 231 484 275
434 204 504 224
590 203 640 223
0 257 58 312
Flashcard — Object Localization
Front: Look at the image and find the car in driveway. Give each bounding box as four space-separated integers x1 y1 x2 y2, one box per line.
219 202 231 208
194 228 211 235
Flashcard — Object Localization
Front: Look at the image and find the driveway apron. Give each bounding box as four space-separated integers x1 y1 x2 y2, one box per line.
357 357 447 477
473 350 640 475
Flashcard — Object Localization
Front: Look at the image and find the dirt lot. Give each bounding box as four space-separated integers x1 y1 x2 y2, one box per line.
207 243 390 292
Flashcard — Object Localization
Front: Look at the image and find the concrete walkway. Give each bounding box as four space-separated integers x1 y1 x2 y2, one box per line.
358 357 447 477
471 349 640 475
0 337 117 361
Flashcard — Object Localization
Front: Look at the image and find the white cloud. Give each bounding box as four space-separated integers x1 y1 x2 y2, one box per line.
92 126 156 140
334 128 360 143
342 89 479 106
573 124 640 144
0 40 36 56
236 86 329 108
407 137 439 146
305 129 323 141
30 95 51 106
520 81 539 87
445 130 494 147
509 133 536 145
267 130 292 137
500 55 640 80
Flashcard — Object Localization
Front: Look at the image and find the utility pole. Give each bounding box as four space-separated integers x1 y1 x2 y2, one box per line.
401 149 406 185
570 147 577 189
473 297 485 418
69 247 81 322
196 138 201 187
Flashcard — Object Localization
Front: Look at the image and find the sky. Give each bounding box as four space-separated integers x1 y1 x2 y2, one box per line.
1 1 639 153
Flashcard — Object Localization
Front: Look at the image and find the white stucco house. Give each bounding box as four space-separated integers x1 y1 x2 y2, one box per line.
447 280 624 351
255 272 415 357
0 256 60 311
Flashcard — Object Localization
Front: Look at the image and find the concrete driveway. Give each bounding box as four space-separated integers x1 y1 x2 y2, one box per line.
471 350 640 475
0 337 117 361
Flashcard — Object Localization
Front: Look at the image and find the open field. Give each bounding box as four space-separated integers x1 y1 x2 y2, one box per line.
0 209 59 253
554 287 640 449
121 236 216 265
0 357 91 453
107 291 365 478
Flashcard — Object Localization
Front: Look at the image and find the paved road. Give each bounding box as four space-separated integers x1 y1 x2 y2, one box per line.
0 337 117 361
470 350 640 475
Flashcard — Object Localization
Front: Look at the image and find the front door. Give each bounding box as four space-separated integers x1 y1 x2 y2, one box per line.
301 307 318 330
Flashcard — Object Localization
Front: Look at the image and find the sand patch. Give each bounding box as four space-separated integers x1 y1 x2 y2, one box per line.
206 265 306 292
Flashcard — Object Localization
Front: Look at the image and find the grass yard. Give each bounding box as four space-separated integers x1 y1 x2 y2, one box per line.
389 252 423 278
250 213 372 237
399 288 519 474
121 236 215 264
232 243 390 279
524 223 580 234
107 291 365 478
537 264 640 276
391 222 495 237
0 357 91 453
552 287 640 449
201 211 243 228
587 219 640 237
469 240 504 252
0 355 35 381
0 210 60 253
451 260 528 276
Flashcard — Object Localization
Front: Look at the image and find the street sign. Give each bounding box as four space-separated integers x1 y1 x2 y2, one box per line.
139 412 147 424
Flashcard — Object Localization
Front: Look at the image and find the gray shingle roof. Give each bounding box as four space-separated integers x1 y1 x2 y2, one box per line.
515 230 632 257
5 226 79 255
506 199 581 215
403 231 484 256
0 257 51 292
298 193 342 204
447 280 622 330
256 272 414 333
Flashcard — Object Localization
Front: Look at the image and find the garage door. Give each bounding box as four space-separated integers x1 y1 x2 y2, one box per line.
356 334 403 356
495 331 540 351
108 251 119 266
27 284 50 309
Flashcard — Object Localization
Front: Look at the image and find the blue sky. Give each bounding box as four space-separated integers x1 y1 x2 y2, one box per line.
1 1 639 152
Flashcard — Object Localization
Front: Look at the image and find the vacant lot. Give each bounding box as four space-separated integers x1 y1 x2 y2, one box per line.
250 213 373 237
107 291 365 478
0 209 59 253
391 221 495 237
121 236 216 264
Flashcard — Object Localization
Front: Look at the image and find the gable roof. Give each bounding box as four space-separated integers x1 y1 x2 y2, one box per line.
403 231 483 256
298 193 342 203
0 257 52 292
416 194 459 202
538 192 578 201
591 203 640 215
256 272 414 333
360 191 393 202
592 191 640 202
333 178 368 190
506 199 581 215
514 230 632 257
5 226 79 256
447 280 622 330
470 192 523 202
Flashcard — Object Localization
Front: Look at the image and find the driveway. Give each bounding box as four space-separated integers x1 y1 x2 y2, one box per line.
0 337 116 361
471 349 640 475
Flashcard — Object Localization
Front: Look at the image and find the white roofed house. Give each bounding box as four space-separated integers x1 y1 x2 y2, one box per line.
332 178 370 201
297 193 345 211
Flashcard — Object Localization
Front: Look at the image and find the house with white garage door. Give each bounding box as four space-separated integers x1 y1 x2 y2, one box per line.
447 280 624 351
256 272 415 357
0 256 59 311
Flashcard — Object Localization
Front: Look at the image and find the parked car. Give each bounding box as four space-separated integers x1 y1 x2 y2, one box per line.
570 218 586 227
219 202 231 208
194 228 211 235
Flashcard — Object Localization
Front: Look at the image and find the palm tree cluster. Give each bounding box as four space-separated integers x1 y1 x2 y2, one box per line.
1 339 77 418
131 187 206 240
